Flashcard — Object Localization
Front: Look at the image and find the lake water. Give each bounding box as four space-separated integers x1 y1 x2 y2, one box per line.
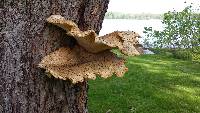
99 19 163 43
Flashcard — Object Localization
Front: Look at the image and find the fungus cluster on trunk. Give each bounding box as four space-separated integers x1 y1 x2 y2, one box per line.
39 15 143 84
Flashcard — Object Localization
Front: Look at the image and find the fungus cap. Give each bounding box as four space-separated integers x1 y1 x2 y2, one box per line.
39 45 127 83
46 15 143 55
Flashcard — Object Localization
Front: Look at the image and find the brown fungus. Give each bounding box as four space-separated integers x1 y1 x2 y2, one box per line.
38 45 127 84
46 15 143 55
39 15 143 83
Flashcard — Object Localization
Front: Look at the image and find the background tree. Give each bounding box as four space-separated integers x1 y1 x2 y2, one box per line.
143 4 200 49
0 0 109 113
143 4 200 61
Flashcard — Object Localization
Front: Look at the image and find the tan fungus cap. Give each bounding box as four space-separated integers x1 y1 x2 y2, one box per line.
39 45 127 83
46 15 143 55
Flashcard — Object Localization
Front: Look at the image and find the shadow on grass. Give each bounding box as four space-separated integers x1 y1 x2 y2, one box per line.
88 54 200 113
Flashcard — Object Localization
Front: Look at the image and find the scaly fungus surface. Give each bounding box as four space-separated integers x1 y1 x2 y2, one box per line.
39 15 143 83
39 46 127 84
46 15 143 55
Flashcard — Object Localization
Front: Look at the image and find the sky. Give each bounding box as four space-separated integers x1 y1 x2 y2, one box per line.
108 0 200 14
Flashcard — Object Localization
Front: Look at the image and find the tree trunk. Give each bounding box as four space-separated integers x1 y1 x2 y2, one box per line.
0 0 109 113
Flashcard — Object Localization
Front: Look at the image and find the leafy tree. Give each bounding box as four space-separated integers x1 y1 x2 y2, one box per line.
143 4 200 50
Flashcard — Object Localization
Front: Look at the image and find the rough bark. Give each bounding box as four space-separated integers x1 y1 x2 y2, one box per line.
0 0 109 113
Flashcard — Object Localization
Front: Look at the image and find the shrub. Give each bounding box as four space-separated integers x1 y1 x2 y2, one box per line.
172 50 192 60
192 53 200 61
151 48 199 61
150 48 173 57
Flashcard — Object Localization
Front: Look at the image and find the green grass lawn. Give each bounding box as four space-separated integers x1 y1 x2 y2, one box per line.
88 54 200 113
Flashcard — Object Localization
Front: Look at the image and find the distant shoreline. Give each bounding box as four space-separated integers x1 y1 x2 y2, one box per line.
105 12 163 20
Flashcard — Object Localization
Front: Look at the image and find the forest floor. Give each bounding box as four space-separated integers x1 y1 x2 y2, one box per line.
88 54 200 113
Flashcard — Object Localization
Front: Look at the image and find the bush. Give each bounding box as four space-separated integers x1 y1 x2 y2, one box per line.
172 50 192 60
192 53 200 61
150 48 199 61
150 48 173 57
191 47 200 61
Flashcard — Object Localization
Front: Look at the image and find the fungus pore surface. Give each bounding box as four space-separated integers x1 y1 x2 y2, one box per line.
39 15 143 83
39 46 127 83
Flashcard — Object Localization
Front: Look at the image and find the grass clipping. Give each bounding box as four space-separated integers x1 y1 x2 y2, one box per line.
39 15 143 83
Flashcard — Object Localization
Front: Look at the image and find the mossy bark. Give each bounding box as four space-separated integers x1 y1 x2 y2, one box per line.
0 0 109 113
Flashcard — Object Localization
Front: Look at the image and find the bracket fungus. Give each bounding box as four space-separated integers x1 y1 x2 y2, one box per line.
39 15 143 84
